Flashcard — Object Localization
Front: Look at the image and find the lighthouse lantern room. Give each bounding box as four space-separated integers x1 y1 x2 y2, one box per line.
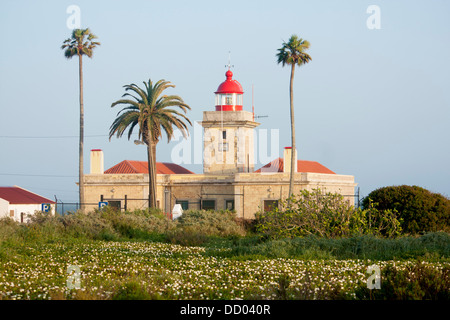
215 70 244 111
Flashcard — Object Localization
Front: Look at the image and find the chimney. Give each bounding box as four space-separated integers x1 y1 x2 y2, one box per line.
90 149 104 174
283 147 297 173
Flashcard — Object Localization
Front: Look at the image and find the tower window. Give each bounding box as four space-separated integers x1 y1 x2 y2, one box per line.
222 130 227 139
218 143 228 151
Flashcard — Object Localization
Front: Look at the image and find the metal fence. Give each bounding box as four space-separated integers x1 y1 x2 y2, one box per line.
55 188 361 215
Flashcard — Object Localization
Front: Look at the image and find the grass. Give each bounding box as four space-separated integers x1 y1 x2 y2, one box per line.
203 232 450 262
0 208 449 300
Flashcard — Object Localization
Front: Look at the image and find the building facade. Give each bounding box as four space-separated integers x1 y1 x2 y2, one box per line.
84 70 357 219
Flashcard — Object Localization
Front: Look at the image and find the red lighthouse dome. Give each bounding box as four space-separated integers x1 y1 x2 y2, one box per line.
215 70 244 111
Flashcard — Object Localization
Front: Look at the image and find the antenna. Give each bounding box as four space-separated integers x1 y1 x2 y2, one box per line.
252 84 255 121
225 51 234 70
252 85 268 120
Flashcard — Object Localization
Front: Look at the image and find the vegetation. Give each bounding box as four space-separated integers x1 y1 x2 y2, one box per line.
61 28 100 211
362 185 450 234
255 189 402 239
109 79 191 208
276 35 312 199
354 260 449 300
0 189 449 300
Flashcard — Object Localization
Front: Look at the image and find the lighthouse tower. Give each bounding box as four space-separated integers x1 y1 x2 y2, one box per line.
201 69 260 174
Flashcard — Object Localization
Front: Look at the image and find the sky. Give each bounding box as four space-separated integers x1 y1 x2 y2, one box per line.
0 0 449 203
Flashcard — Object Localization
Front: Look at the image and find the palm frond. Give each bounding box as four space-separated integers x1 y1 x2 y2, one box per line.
110 79 191 146
276 34 311 67
62 28 100 58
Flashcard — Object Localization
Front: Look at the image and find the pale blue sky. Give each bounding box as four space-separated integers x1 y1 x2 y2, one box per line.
0 0 449 202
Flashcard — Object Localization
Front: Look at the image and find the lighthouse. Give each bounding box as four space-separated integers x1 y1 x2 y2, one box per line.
201 69 260 174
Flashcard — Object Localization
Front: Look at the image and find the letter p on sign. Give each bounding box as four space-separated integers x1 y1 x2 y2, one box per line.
41 203 51 213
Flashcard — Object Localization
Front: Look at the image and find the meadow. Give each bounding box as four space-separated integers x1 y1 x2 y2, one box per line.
0 208 448 300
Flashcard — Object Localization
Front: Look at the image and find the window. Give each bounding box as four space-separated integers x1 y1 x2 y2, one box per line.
217 93 237 106
218 142 228 151
176 200 189 211
108 200 121 211
236 94 243 105
263 200 279 212
225 200 235 211
222 130 227 140
201 200 216 211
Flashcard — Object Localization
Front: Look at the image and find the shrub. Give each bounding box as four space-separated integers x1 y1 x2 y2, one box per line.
99 207 175 240
60 210 120 241
175 210 246 236
352 199 403 238
167 210 246 246
112 281 155 300
255 189 402 239
0 217 20 243
362 185 450 234
354 260 450 300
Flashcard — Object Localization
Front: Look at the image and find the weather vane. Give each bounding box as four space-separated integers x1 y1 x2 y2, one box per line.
225 51 234 70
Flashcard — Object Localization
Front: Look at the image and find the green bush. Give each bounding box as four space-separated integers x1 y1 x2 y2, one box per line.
208 233 449 261
362 185 450 234
112 281 156 300
1 207 247 246
99 207 174 240
0 217 21 243
0 208 173 243
254 189 402 239
176 210 245 236
354 260 450 300
167 210 246 246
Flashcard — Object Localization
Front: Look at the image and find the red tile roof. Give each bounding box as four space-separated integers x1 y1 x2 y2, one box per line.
254 158 335 174
104 160 194 175
0 186 55 204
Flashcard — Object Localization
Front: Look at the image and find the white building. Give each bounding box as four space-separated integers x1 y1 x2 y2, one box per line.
0 186 56 223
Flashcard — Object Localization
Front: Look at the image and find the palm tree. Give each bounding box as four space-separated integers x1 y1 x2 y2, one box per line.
109 79 191 208
276 34 312 200
61 28 100 211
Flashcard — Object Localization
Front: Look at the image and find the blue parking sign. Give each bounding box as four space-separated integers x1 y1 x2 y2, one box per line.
99 201 108 209
42 203 51 212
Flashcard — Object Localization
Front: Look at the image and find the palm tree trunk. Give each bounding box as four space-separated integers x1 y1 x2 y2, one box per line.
78 53 85 212
146 134 157 209
151 141 157 207
288 63 296 201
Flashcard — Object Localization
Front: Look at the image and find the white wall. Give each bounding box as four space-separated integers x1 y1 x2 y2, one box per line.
8 203 55 223
0 198 10 219
10 204 39 223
